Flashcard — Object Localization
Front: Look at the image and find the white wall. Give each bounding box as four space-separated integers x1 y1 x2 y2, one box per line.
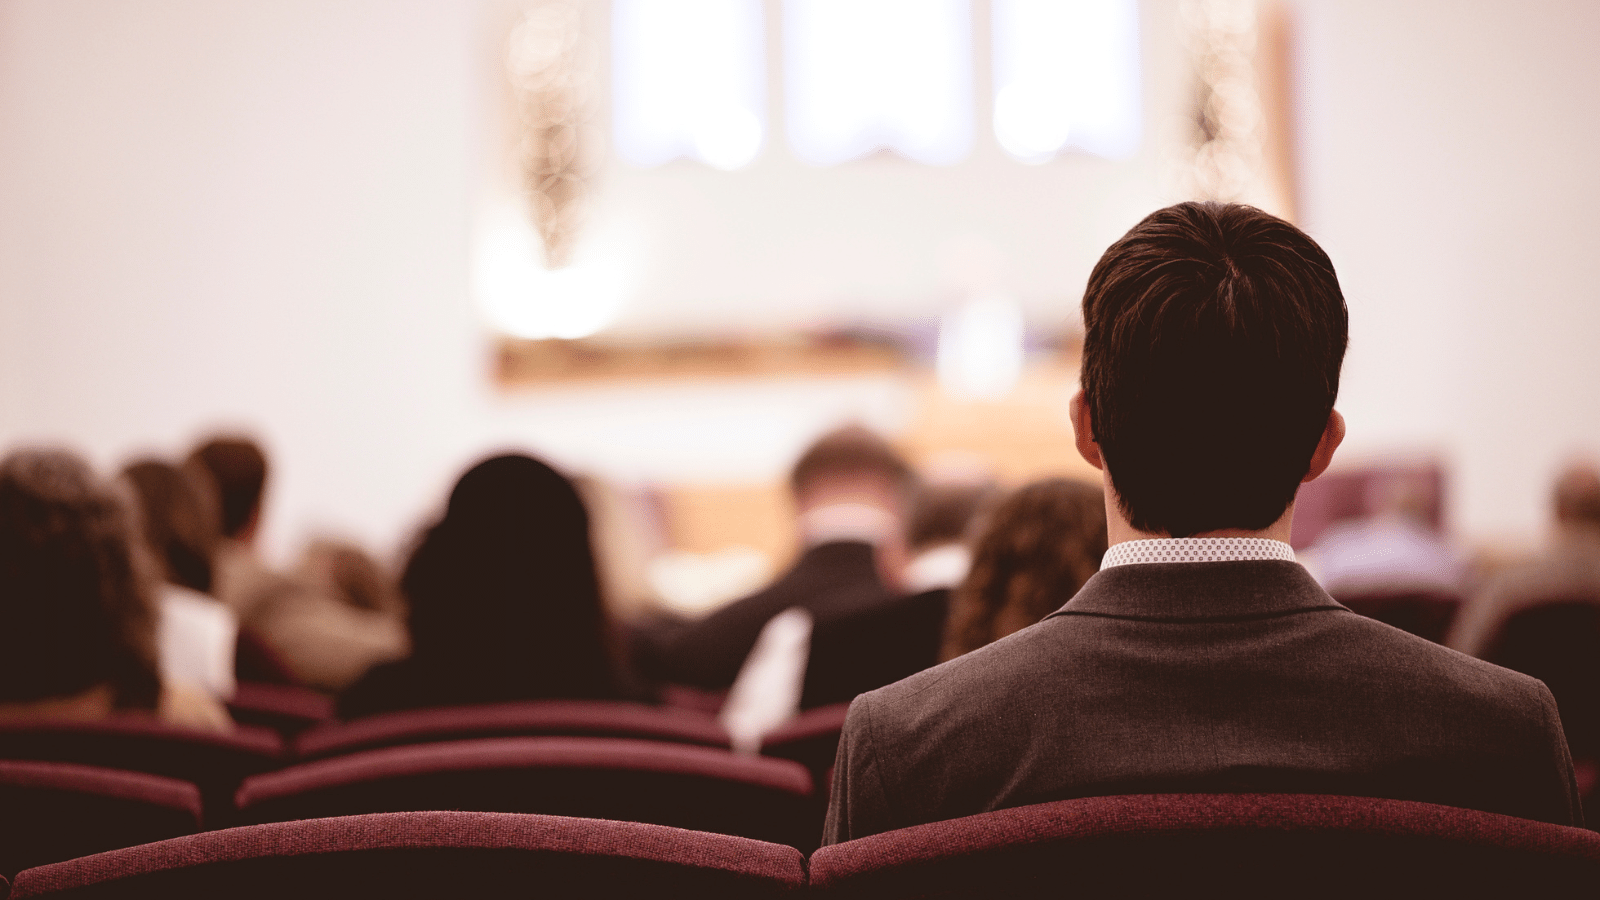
1295 0 1600 543
3 0 1598 559
0 0 487 560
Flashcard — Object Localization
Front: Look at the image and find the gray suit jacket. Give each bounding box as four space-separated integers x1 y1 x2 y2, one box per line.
823 560 1582 844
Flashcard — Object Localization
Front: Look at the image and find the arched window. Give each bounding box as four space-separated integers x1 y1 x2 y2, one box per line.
992 0 1142 163
611 0 767 170
783 0 974 166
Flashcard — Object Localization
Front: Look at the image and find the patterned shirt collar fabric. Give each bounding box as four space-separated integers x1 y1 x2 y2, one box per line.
1100 537 1297 570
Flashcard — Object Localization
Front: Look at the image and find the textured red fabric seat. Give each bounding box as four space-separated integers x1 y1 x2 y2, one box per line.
6 810 806 899
0 760 202 877
1336 590 1462 644
238 736 817 848
0 717 283 826
294 700 730 760
228 683 337 738
809 793 1600 897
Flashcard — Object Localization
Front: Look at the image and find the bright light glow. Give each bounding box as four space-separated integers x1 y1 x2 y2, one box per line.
694 107 764 171
937 294 1025 400
473 205 639 340
993 0 1141 162
785 0 973 166
612 0 765 169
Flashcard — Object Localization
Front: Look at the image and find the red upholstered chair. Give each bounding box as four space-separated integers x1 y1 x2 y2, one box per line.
0 760 201 877
0 717 283 826
1289 462 1446 549
227 682 336 738
6 811 806 899
294 700 730 760
760 702 850 776
809 794 1600 898
1335 590 1462 644
237 736 817 849
1484 599 1600 795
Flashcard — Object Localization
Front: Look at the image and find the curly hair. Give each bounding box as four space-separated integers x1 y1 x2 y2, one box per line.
940 478 1108 661
0 449 162 708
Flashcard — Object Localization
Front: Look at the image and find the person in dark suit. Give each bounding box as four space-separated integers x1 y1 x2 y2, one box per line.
822 202 1583 844
639 426 943 709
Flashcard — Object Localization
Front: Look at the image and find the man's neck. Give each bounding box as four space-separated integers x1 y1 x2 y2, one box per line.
1102 475 1296 546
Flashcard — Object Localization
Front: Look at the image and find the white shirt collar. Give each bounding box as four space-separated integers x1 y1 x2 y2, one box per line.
902 544 972 593
1100 537 1297 570
798 502 899 548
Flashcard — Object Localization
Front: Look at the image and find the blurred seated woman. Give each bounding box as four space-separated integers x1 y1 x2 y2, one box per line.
121 458 240 704
939 478 1108 662
339 453 620 718
0 448 231 731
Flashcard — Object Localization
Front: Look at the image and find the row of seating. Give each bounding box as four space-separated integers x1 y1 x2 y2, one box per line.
228 688 848 773
0 697 848 816
4 795 1600 898
0 700 851 873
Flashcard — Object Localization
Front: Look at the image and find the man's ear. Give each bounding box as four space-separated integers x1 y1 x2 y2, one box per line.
1302 409 1346 483
1069 390 1104 471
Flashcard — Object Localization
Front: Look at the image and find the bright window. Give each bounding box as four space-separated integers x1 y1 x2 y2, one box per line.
783 0 973 166
992 0 1142 162
611 0 766 170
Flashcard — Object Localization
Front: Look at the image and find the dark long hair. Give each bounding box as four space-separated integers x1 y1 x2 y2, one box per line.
394 453 616 703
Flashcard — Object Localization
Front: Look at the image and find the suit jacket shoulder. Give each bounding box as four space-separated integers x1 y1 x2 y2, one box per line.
644 541 892 691
823 561 1581 844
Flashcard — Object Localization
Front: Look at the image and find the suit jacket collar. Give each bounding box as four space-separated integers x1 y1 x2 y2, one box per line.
1048 560 1345 623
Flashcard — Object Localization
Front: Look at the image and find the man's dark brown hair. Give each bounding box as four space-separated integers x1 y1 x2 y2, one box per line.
1080 201 1348 537
187 436 267 539
789 425 913 499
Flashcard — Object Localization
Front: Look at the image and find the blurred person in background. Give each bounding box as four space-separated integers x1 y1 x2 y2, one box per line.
940 478 1108 662
188 435 407 692
1449 462 1600 658
636 425 922 709
121 458 240 704
339 453 621 718
1298 470 1468 598
901 476 997 596
297 538 408 623
0 448 230 731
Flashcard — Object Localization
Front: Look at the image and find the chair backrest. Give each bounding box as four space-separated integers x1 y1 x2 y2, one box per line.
0 760 201 877
809 793 1600 898
7 811 806 899
1290 462 1445 549
227 682 336 738
1484 599 1600 760
238 736 817 849
294 700 731 760
760 702 849 778
1336 590 1462 644
0 717 283 826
